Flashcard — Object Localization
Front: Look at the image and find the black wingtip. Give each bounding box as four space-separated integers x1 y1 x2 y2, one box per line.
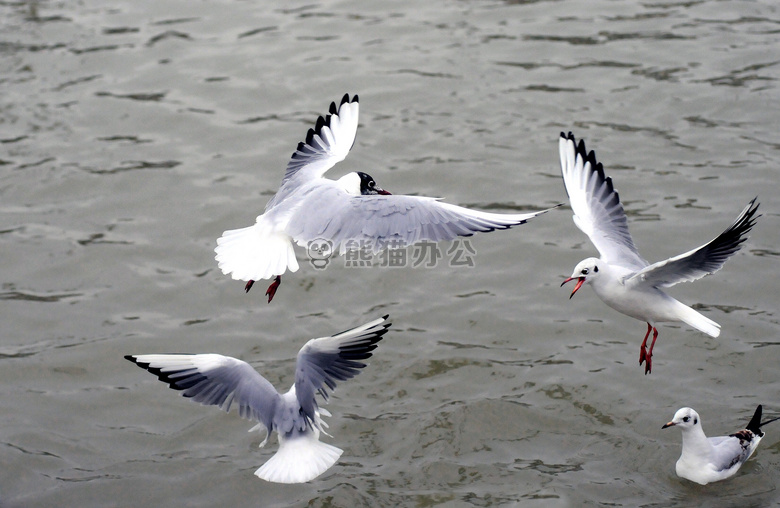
124 354 137 363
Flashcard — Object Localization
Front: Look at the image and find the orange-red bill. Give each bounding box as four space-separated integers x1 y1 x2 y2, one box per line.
561 277 585 299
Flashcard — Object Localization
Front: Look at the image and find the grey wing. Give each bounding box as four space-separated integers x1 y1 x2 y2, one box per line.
294 316 391 425
628 199 759 288
559 132 647 270
708 434 753 472
281 94 359 186
286 185 556 254
125 354 279 434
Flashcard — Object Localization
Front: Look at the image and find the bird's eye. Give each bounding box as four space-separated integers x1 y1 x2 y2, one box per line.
682 416 690 422
593 266 599 273
369 180 375 187
581 268 589 275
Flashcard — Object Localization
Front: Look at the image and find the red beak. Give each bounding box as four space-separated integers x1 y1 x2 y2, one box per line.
561 277 585 299
377 188 392 195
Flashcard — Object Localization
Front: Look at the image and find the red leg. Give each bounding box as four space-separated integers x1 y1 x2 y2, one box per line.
244 280 255 293
639 323 652 366
644 327 659 375
265 275 281 303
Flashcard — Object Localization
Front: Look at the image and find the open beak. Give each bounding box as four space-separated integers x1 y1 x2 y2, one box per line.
662 421 675 429
561 277 585 299
377 188 392 195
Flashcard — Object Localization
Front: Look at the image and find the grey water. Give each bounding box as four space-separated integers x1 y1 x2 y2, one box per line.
2 0 779 506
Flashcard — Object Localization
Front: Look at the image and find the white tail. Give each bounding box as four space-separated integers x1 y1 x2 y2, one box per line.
254 428 343 484
215 225 298 282
674 300 721 338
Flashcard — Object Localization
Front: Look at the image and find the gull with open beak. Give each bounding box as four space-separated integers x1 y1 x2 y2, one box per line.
558 131 759 374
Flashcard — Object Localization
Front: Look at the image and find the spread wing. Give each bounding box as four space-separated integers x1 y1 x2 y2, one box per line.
125 354 279 434
281 94 359 186
294 316 390 425
628 199 759 288
559 131 647 270
285 184 556 254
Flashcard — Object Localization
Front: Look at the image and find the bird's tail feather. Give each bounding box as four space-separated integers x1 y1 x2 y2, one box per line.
254 429 343 484
215 225 298 282
673 300 720 337
747 405 763 434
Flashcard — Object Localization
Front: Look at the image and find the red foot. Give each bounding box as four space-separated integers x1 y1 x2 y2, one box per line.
638 324 658 375
643 352 653 375
265 275 281 303
245 280 255 293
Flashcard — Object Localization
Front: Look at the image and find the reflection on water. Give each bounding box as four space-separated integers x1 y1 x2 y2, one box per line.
1 0 779 506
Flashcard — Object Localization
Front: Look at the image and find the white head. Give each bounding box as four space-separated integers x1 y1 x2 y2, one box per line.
662 407 701 431
335 172 391 196
561 257 601 299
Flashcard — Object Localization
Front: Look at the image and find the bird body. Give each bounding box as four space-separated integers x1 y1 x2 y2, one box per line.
663 405 778 485
125 315 390 483
216 94 555 301
558 131 759 373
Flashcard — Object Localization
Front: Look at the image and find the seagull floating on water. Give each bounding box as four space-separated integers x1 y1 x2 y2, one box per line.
558 131 759 374
125 315 390 483
215 94 556 302
663 405 779 485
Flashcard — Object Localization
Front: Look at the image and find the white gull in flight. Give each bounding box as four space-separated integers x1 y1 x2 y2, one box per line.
663 405 779 485
215 94 556 302
558 131 759 374
125 315 390 483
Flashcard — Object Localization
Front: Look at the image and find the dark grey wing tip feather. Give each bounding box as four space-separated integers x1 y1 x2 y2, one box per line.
709 197 760 259
124 353 207 393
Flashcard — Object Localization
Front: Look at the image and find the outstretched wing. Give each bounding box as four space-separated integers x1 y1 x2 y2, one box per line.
294 316 390 425
281 94 359 185
628 198 759 288
559 132 647 270
125 354 279 434
286 184 557 254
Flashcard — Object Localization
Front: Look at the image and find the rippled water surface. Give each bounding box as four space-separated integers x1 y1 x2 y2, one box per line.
2 0 780 506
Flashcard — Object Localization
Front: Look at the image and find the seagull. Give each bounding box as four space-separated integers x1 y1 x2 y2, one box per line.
125 315 390 484
558 131 760 374
215 94 556 302
662 405 780 485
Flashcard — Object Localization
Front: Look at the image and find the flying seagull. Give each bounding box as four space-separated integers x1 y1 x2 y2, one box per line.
215 94 556 302
558 131 759 374
125 315 390 483
663 405 779 485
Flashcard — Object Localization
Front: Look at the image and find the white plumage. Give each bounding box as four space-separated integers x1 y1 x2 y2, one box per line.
126 315 390 483
663 405 778 485
215 94 556 302
558 131 759 374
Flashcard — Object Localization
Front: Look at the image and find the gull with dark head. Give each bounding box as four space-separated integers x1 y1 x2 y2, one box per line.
663 405 779 485
215 94 556 302
558 131 759 374
125 315 390 483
